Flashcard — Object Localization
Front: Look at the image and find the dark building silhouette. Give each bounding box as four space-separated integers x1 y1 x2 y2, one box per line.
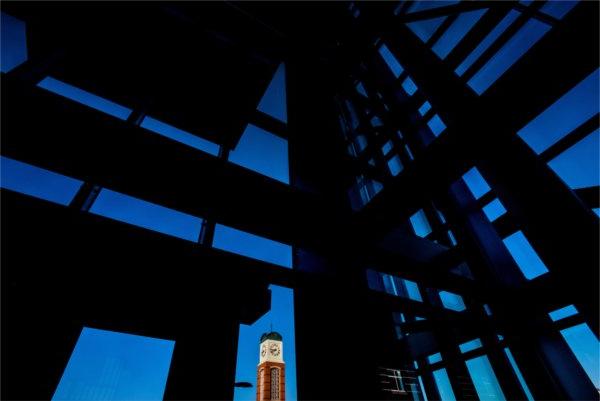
1 1 599 401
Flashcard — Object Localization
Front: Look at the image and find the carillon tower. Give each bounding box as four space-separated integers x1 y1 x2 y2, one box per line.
256 332 285 401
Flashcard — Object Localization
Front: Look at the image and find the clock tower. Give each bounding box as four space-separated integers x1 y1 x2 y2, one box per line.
256 332 285 401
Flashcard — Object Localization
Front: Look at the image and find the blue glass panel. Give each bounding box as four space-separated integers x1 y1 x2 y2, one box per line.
462 167 491 199
456 10 520 76
382 140 393 155
484 304 493 316
436 208 447 224
428 353 442 364
549 305 578 321
401 76 418 95
410 209 432 238
140 116 220 156
371 115 384 127
378 44 404 78
465 355 506 401
37 77 132 120
548 129 600 189
234 285 297 401
517 69 599 154
89 189 202 242
460 338 483 353
383 273 398 295
404 144 415 160
482 198 507 221
388 155 404 176
427 114 446 136
228 124 289 184
504 348 535 401
407 1 458 13
257 63 287 123
52 327 174 401
468 19 551 95
404 279 423 302
418 376 430 401
447 230 457 246
355 135 368 152
419 101 432 116
415 316 426 321
560 324 600 388
432 368 457 401
540 0 578 19
439 291 466 311
594 208 600 217
1 12 28 73
1 156 83 206
502 230 549 279
407 16 447 43
397 130 404 139
213 224 293 268
432 9 488 59
356 82 368 97
497 334 504 341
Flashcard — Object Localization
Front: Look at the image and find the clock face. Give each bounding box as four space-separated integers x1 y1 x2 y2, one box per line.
261 344 267 357
269 343 281 357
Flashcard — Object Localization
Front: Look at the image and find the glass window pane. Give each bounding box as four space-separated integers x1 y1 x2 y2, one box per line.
37 77 132 120
407 16 448 43
410 209 432 237
447 230 458 246
456 10 520 76
140 116 220 156
228 124 289 184
462 167 491 199
89 189 203 242
1 12 28 73
503 348 535 401
460 338 483 353
468 19 551 95
432 368 457 401
257 63 287 123
371 115 384 127
212 224 293 268
428 353 442 364
387 155 404 176
432 9 488 60
382 140 393 155
407 1 458 14
482 198 507 222
403 279 423 302
439 291 466 311
419 101 432 116
427 114 446 137
52 327 175 401
540 0 578 20
548 128 599 189
356 82 368 97
417 375 430 401
1 156 83 206
559 323 600 388
404 144 415 160
548 305 578 322
402 76 418 95
502 230 549 280
378 44 404 78
517 69 599 154
465 355 506 401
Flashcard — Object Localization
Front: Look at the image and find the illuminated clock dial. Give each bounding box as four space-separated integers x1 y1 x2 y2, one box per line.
269 343 281 356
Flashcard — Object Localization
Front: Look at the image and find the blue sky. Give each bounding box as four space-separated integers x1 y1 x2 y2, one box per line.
234 285 297 401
